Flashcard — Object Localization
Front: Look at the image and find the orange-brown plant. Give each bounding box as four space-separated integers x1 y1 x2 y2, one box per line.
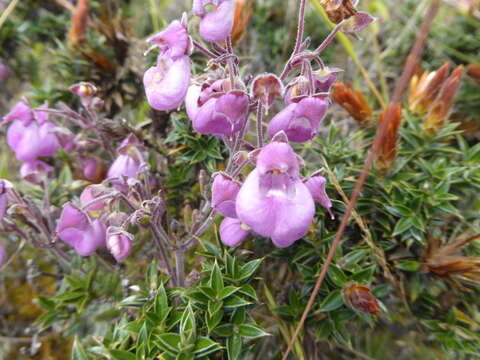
423 66 464 132
231 0 252 45
68 0 89 47
342 282 381 315
332 82 373 126
320 0 358 24
375 103 402 171
467 64 480 85
422 232 480 289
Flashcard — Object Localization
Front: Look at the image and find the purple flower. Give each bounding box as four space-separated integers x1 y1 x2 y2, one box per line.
70 82 97 98
5 101 59 162
57 204 106 256
20 160 53 184
212 173 241 218
219 217 250 247
192 90 249 136
146 20 191 60
314 67 343 93
143 55 191 111
0 242 6 268
304 173 334 219
0 180 12 221
185 84 202 121
193 0 234 43
268 96 328 143
79 155 105 183
106 227 133 261
108 135 145 181
80 184 110 212
235 139 315 247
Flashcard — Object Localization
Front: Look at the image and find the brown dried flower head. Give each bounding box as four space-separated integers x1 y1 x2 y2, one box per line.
231 0 252 45
68 0 89 47
321 0 358 24
376 103 402 172
342 282 381 315
422 232 480 289
408 62 451 114
423 66 464 133
332 82 373 126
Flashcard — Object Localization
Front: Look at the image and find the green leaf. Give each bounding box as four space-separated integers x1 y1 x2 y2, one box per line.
72 337 89 360
227 335 242 360
393 217 414 236
352 265 376 283
193 337 223 357
237 324 270 339
319 290 344 312
213 324 234 337
327 265 348 287
210 261 224 294
223 295 252 310
109 350 136 360
395 260 421 272
237 258 263 282
156 333 181 355
219 286 240 300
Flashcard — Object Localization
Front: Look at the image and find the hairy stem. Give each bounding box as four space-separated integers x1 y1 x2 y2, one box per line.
256 101 264 148
281 1 441 359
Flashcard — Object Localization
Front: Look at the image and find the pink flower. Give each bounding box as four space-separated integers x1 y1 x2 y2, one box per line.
107 135 145 181
80 184 111 212
146 20 191 60
191 87 249 136
20 160 53 184
268 96 328 143
57 204 106 256
304 173 334 219
219 217 250 247
235 138 315 247
5 101 59 162
193 0 235 43
106 227 133 261
211 173 241 218
143 55 191 111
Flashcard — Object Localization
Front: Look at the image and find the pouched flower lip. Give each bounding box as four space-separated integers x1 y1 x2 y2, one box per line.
106 226 133 261
211 173 241 218
194 0 235 43
236 140 315 247
303 170 334 219
144 55 191 111
5 102 59 162
219 217 250 247
268 95 329 143
192 90 249 136
0 179 13 221
56 203 106 256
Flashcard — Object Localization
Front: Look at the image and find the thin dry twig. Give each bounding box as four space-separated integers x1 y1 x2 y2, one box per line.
282 1 442 358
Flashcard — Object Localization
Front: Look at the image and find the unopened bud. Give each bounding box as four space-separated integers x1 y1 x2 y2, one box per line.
70 82 97 98
342 282 380 315
106 227 133 262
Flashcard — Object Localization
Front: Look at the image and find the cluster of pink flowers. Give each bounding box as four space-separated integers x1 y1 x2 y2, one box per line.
0 0 376 268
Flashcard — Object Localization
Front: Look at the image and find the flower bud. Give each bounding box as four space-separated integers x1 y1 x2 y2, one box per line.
251 73 284 113
467 64 480 85
211 173 241 218
219 217 250 247
304 174 334 219
57 203 106 256
342 282 380 315
70 82 97 98
0 242 6 268
332 82 373 126
108 134 145 182
20 160 53 184
78 155 106 183
106 227 133 261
